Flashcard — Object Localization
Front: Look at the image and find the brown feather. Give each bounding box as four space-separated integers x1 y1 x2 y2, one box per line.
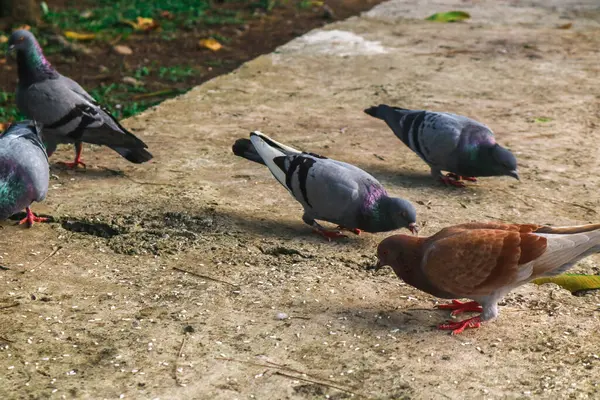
518 233 547 264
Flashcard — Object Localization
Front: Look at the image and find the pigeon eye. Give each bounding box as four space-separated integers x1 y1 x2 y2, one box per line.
18 36 25 42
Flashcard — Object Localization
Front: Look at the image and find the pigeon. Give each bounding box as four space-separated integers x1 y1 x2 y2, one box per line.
375 222 600 334
232 131 418 240
364 105 519 187
0 121 49 227
7 29 152 168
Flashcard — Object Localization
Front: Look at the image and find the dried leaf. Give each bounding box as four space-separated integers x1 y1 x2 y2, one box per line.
17 25 31 31
113 45 133 55
160 11 174 20
199 38 222 51
121 17 159 32
532 274 600 294
64 31 96 41
557 22 573 29
426 11 470 23
0 123 7 131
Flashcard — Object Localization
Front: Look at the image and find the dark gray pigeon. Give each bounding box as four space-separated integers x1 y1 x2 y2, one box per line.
232 131 418 240
7 29 152 168
0 121 49 227
364 104 519 187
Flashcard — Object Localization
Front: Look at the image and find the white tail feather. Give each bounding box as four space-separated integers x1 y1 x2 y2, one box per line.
249 131 293 191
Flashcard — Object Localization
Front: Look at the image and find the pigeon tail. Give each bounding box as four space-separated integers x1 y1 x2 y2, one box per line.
112 147 153 163
232 138 266 165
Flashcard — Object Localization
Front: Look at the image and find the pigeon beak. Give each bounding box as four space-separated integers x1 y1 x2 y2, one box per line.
6 45 15 56
408 222 419 235
373 258 383 271
508 170 520 181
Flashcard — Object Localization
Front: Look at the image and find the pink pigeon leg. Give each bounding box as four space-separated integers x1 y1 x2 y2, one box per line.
336 226 361 235
437 299 483 316
18 207 48 227
438 316 482 335
63 142 86 169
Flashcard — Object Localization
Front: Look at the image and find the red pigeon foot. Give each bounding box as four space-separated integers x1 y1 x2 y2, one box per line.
62 159 86 169
337 226 361 235
313 228 348 241
18 207 48 227
437 300 483 316
446 172 477 183
438 316 482 335
440 175 465 188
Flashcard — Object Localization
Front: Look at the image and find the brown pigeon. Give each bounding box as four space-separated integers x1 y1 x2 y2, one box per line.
375 222 600 334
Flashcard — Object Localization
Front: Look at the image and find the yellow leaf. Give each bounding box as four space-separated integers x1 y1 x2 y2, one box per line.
0 35 8 44
557 22 573 29
199 38 222 51
532 274 600 294
121 17 159 31
135 17 159 31
64 31 96 41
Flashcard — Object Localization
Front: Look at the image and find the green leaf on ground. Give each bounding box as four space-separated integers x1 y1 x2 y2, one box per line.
426 11 470 22
534 117 552 123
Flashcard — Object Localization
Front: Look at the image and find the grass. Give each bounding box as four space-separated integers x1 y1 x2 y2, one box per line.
0 0 311 124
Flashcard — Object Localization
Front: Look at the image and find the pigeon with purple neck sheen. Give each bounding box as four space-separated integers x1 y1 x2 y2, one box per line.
364 104 519 187
0 121 49 227
7 29 152 168
232 131 418 240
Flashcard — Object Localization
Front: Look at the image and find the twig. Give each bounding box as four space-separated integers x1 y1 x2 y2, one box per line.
172 267 239 288
291 315 311 320
273 371 359 396
174 335 187 386
215 357 346 387
0 335 13 343
98 167 177 187
33 246 62 269
497 188 596 214
132 89 182 101
0 303 19 310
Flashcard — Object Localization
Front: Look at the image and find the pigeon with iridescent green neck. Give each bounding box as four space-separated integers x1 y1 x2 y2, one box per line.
7 29 152 168
364 105 519 187
232 131 418 240
0 121 49 227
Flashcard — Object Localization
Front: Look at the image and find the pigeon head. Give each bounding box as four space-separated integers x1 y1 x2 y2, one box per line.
7 30 38 55
490 144 519 180
7 30 55 85
375 234 423 270
380 197 418 234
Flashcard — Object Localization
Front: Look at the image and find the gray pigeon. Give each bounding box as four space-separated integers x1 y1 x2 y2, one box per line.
232 131 418 240
0 121 49 227
7 30 152 168
364 105 519 187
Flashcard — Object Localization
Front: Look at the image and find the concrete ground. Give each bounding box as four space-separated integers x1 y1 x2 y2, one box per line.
1 0 600 399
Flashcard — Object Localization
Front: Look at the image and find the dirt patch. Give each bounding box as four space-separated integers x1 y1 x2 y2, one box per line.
60 209 222 255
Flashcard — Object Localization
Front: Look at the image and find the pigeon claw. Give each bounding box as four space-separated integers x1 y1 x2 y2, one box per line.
438 316 482 335
336 226 361 235
313 228 348 241
440 175 466 188
18 207 48 228
437 299 483 316
62 159 86 169
446 172 477 183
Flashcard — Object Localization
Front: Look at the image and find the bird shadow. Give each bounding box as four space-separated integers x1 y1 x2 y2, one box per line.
49 164 132 180
332 304 449 335
215 208 368 247
364 163 485 193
